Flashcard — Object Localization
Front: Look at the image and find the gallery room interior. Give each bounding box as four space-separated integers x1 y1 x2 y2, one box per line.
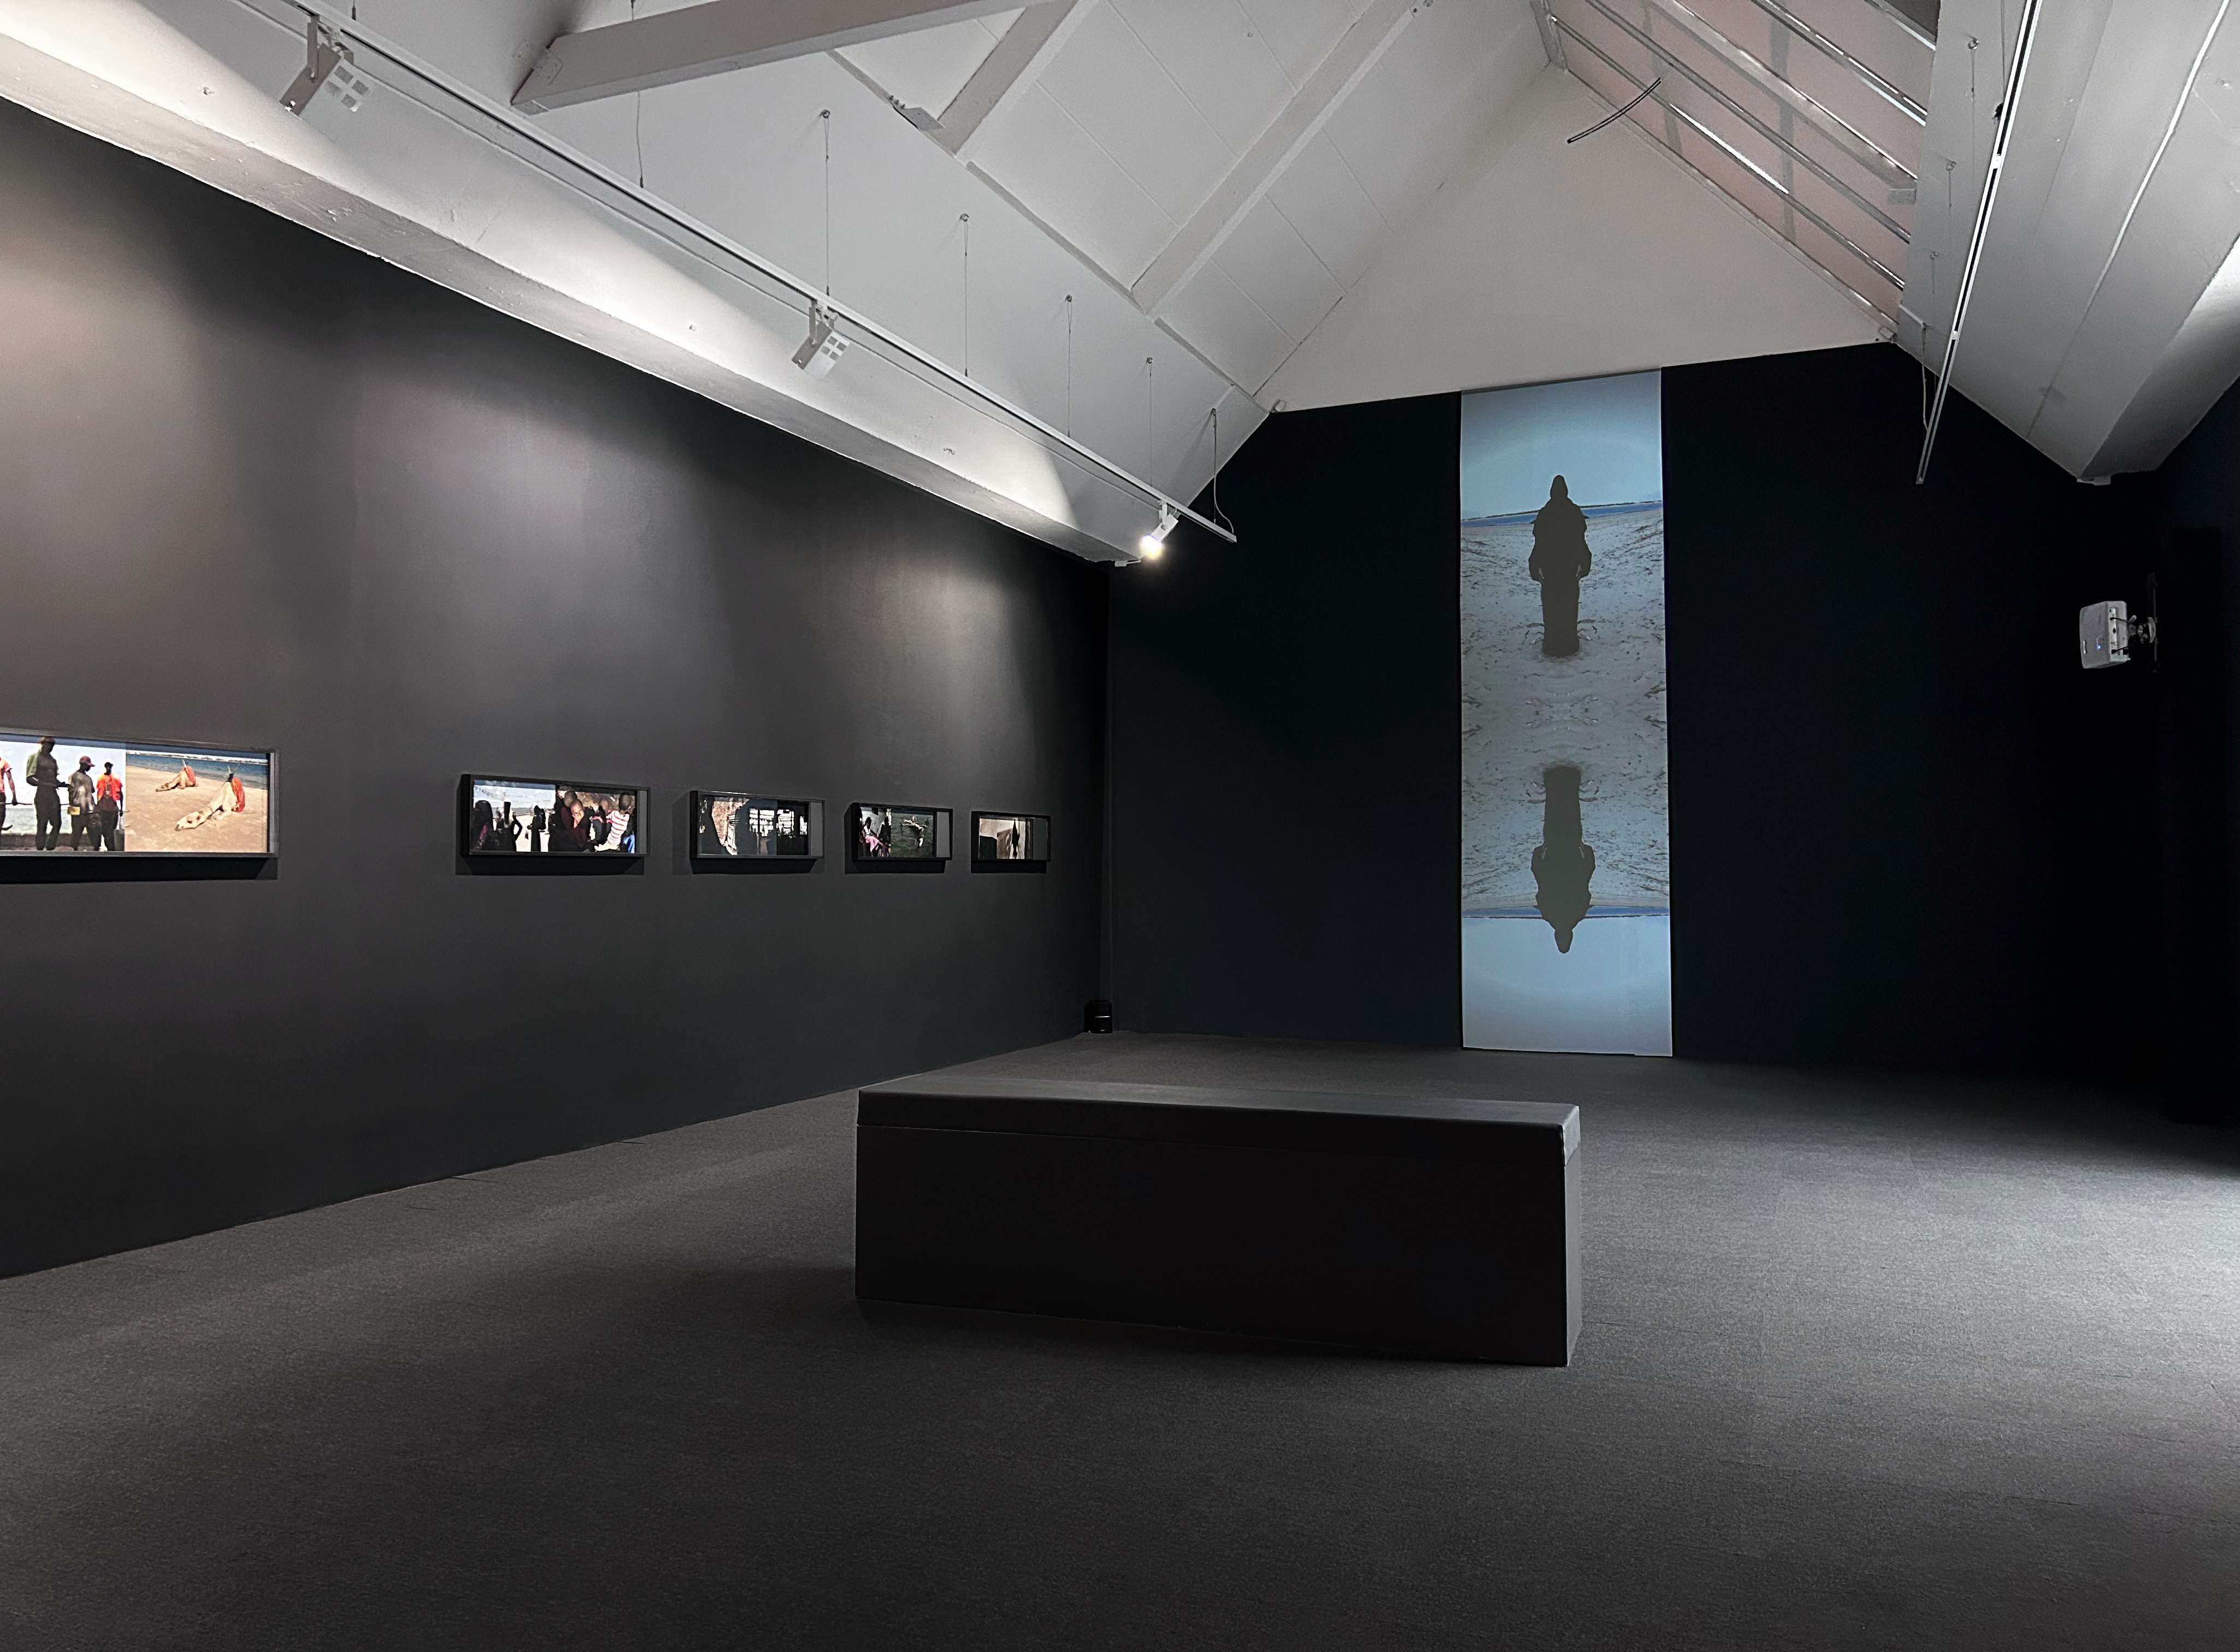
2 0 2237 1645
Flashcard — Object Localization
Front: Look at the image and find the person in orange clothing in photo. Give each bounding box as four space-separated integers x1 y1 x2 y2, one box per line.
93 760 124 851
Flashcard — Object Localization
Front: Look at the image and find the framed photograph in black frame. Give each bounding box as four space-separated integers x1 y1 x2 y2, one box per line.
0 728 276 856
461 775 644 857
691 792 822 860
848 803 951 862
971 812 1050 863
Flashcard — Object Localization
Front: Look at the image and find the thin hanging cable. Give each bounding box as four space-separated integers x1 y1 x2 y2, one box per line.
1064 294 1074 438
960 214 970 377
1919 0 2043 483
820 109 831 299
631 0 643 190
252 0 1236 543
2027 0 2233 443
1566 77 1660 143
1145 356 1155 477
1207 406 1236 536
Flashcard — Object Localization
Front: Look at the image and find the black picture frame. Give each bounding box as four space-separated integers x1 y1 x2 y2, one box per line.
971 811 1051 864
847 802 951 863
689 792 823 860
0 727 278 858
460 774 645 858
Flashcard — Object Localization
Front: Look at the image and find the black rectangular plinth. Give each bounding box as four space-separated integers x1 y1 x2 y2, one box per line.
856 1075 1581 1364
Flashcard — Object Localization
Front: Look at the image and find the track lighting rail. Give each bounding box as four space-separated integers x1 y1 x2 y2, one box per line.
256 0 1235 548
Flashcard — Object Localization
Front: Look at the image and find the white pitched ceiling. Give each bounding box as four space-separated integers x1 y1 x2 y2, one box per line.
1265 66 1883 409
953 0 1548 392
34 0 2148 567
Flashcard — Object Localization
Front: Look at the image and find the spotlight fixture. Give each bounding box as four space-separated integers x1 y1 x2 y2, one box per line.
1139 505 1177 560
281 19 369 116
791 306 850 379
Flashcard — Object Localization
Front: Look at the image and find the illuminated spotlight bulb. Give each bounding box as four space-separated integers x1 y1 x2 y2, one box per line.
1139 504 1178 559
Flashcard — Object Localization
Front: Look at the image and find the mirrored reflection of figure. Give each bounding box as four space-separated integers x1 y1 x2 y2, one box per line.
1532 764 1595 954
1528 474 1593 658
528 803 547 854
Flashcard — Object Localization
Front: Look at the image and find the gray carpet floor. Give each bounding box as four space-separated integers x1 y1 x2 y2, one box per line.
2 1034 2236 1650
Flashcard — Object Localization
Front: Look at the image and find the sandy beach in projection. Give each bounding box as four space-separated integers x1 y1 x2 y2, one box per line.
121 757 270 853
1461 505 1668 911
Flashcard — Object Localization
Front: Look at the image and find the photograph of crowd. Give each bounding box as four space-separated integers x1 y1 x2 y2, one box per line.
972 813 1048 862
694 792 817 859
464 777 640 855
0 731 273 854
851 803 945 861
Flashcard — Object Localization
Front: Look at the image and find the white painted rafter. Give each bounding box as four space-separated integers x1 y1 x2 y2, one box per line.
936 0 1088 157
514 0 1051 114
1128 0 1418 317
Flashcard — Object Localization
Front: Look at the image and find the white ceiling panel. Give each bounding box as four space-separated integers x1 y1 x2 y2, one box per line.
1322 0 1542 228
1236 0 1366 86
1034 1 1233 224
1107 0 1296 154
969 81 1177 282
1164 259 1298 389
1213 196 1344 342
836 11 1016 116
1266 132 1390 292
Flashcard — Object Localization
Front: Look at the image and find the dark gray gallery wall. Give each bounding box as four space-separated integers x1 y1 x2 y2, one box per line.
2143 374 2240 1117
0 100 1105 1277
1107 396 1463 1045
1114 345 2164 1079
1661 345 2156 1075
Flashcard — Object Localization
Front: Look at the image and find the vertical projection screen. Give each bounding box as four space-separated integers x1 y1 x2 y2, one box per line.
1461 371 1671 1054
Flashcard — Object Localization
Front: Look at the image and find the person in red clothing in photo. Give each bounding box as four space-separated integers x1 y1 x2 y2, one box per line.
93 761 124 851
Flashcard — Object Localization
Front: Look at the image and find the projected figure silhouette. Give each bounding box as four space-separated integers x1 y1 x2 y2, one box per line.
1528 475 1592 657
1532 764 1595 953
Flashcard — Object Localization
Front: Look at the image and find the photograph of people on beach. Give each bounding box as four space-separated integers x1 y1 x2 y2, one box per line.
851 804 943 861
0 731 271 854
972 813 1047 862
694 793 816 859
464 777 640 856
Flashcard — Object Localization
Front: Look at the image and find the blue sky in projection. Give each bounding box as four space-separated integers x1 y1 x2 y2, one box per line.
1461 370 1663 520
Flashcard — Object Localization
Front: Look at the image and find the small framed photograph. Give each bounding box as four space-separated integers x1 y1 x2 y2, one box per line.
462 775 643 857
0 730 275 856
692 792 822 859
972 812 1050 863
848 803 951 862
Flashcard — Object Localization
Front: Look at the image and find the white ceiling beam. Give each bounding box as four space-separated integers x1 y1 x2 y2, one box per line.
1129 0 1418 316
937 0 1090 157
514 0 1048 114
